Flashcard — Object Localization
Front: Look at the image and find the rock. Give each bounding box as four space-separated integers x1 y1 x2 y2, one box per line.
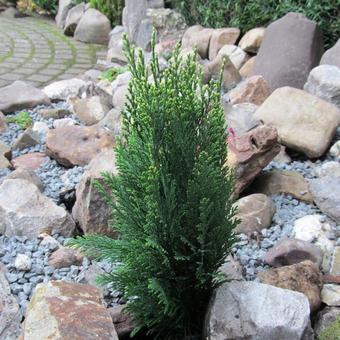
310 176 340 224
258 260 323 312
53 118 75 129
330 247 340 276
239 56 256 78
55 0 73 28
248 170 313 203
108 305 137 338
0 179 75 238
314 307 340 337
1 167 43 191
112 84 129 109
227 125 280 195
252 12 323 89
219 255 244 281
38 108 71 119
91 80 114 104
330 141 340 159
13 128 39 150
84 69 102 82
0 154 10 169
273 145 292 164
320 39 340 68
98 108 122 136
39 233 61 250
46 125 115 167
73 149 117 236
223 102 260 136
314 161 340 178
234 194 275 235
147 0 164 8
0 81 50 114
48 246 83 269
32 121 49 138
226 75 272 106
238 27 266 53
0 264 22 340
0 141 11 160
264 238 323 268
73 96 110 125
205 281 312 340
293 215 335 272
64 3 85 36
11 152 48 170
216 45 249 70
0 7 25 18
254 87 340 158
209 28 240 60
304 65 340 107
78 263 106 294
0 111 7 132
182 25 214 59
322 284 340 306
14 254 31 271
74 8 111 44
23 280 118 339
43 78 87 101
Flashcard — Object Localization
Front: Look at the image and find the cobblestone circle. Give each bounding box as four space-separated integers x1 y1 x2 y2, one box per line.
0 16 106 88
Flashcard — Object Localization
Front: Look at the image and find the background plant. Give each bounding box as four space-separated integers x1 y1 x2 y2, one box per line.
69 35 238 339
168 0 339 48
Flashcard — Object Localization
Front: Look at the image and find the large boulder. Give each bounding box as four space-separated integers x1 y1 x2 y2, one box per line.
258 260 323 312
73 149 117 236
43 78 87 101
320 39 340 68
227 125 280 195
55 0 73 29
209 28 240 60
304 65 340 107
0 264 22 340
205 281 312 340
0 81 50 114
23 281 118 340
0 179 75 238
254 87 340 158
252 12 324 89
234 193 276 235
63 2 86 36
46 125 115 167
309 176 340 224
74 8 111 44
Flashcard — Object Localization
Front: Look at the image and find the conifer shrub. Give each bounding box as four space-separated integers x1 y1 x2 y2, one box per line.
69 34 238 339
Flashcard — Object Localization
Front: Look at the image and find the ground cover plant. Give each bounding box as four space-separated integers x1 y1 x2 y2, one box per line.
69 34 238 339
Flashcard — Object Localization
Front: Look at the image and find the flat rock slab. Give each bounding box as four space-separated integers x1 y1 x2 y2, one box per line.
23 280 118 340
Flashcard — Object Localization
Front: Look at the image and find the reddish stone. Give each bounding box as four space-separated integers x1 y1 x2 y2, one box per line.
11 152 48 170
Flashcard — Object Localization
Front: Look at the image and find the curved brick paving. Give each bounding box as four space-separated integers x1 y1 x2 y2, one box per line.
0 16 106 88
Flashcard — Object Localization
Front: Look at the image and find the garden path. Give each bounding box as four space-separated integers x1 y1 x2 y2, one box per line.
0 16 106 88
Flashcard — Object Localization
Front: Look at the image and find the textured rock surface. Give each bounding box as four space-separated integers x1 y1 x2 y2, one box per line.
0 81 50 114
1 167 43 191
320 39 340 68
234 194 276 234
239 56 256 78
227 125 280 195
258 260 323 312
0 179 75 238
64 3 85 36
252 12 323 89
209 28 240 60
108 305 137 339
48 247 83 269
321 284 340 306
46 125 115 167
254 87 340 158
238 27 266 53
11 152 48 170
43 78 87 101
314 307 340 337
23 280 118 339
205 281 312 340
217 44 249 70
73 149 117 236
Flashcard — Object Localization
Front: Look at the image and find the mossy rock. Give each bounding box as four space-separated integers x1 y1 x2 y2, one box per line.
319 315 340 340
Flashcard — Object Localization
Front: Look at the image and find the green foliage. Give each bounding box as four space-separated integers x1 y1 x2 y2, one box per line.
68 34 238 339
32 0 58 13
98 66 127 82
89 0 124 26
319 315 340 340
169 0 339 48
6 111 33 129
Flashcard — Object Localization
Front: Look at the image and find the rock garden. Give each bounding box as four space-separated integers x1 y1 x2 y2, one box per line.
0 0 340 339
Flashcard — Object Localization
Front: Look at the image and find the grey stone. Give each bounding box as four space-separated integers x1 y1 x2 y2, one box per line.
147 0 164 8
64 3 85 36
98 108 122 136
56 0 74 29
205 281 312 340
43 78 87 101
0 81 50 114
314 307 340 337
304 65 340 107
13 128 40 150
320 39 340 68
252 12 324 90
322 284 340 306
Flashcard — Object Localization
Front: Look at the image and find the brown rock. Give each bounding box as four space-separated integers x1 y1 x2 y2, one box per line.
49 246 84 269
24 280 118 340
11 152 48 170
46 125 115 167
181 25 213 59
227 125 280 195
239 56 256 78
227 75 272 106
264 238 323 268
13 128 39 150
0 111 7 132
234 193 276 235
38 108 71 119
2 167 44 191
209 27 240 60
258 260 323 312
216 45 249 70
248 170 313 203
108 305 137 338
0 141 11 160
238 27 266 53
